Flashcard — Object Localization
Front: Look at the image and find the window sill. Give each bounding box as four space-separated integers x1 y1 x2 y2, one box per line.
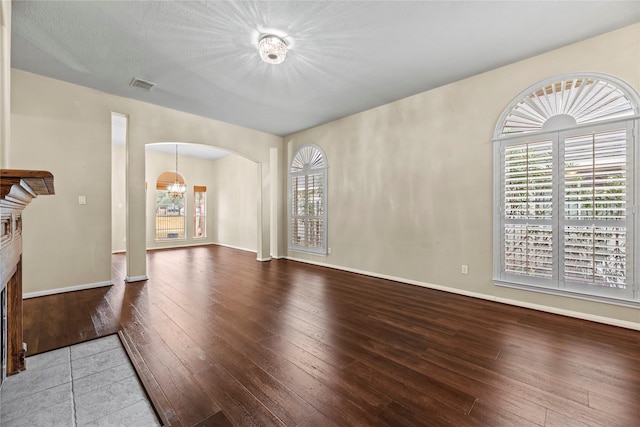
289 246 327 257
495 279 640 309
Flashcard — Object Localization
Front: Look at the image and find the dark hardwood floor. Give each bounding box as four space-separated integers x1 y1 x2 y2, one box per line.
23 246 640 426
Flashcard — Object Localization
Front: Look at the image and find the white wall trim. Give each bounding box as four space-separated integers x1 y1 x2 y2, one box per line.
145 242 258 254
125 275 148 283
257 257 272 262
147 241 220 251
212 242 257 254
23 280 113 299
286 257 640 332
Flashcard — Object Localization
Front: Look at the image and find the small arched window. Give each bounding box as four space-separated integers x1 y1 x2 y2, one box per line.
289 144 328 254
493 73 639 305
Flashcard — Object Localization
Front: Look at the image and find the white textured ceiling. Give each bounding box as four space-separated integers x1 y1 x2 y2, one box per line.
12 1 640 137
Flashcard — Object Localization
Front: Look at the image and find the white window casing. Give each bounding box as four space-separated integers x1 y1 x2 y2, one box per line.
493 73 640 307
193 186 206 238
288 144 328 255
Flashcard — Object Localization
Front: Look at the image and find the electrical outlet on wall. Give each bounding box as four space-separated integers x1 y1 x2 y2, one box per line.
461 265 469 275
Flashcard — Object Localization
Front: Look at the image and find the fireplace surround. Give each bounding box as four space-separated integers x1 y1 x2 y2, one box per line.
0 170 54 384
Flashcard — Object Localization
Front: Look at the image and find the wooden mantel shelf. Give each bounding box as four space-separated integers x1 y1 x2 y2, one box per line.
1 169 55 202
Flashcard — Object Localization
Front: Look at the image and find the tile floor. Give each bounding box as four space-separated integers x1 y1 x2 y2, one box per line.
0 334 161 426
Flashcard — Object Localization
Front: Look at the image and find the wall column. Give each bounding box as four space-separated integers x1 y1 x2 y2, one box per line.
270 147 282 258
125 121 147 281
256 162 271 261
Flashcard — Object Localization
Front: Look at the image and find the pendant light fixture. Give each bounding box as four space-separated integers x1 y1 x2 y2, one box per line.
167 144 186 199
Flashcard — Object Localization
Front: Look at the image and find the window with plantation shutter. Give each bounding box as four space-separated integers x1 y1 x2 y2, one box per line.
562 127 628 289
289 144 327 254
494 74 639 305
193 186 206 238
504 139 554 279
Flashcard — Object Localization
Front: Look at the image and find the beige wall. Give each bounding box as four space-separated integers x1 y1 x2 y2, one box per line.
208 155 258 252
12 72 113 293
1 0 10 168
11 69 283 293
284 24 640 327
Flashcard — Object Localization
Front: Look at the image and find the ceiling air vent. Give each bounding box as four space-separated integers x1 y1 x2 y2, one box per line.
129 77 155 91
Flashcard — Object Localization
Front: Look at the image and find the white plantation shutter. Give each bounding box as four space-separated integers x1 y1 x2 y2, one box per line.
495 73 638 304
563 130 627 221
563 226 626 287
504 225 553 279
504 140 554 279
562 127 629 290
289 144 327 254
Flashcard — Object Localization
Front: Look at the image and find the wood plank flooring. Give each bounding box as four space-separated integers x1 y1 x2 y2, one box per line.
22 245 640 426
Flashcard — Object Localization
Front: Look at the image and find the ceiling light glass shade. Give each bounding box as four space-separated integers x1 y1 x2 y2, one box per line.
167 182 186 198
259 35 287 64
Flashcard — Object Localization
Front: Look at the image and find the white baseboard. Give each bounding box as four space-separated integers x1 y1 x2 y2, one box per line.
286 257 640 331
23 281 113 299
125 275 148 283
146 241 258 254
147 241 220 251
115 244 283 259
212 242 258 254
257 257 272 262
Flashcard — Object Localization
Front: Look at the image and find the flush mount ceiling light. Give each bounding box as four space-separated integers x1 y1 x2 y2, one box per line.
258 34 288 64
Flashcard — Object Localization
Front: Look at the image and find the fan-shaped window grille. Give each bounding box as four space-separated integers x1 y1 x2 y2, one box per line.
289 144 327 255
499 76 637 136
493 73 640 306
290 144 327 173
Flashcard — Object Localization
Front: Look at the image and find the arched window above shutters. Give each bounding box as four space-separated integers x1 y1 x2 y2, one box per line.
290 144 327 173
496 74 638 137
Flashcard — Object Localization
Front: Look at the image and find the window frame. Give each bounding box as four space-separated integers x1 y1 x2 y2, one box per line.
288 144 328 255
193 185 206 239
154 171 187 241
493 73 640 307
155 189 187 241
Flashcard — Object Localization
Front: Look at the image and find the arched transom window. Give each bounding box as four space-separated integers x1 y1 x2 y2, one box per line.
493 73 639 305
498 76 636 136
289 144 327 254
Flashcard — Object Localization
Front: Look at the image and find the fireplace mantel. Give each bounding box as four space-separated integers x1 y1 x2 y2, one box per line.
1 169 55 203
1 169 54 379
